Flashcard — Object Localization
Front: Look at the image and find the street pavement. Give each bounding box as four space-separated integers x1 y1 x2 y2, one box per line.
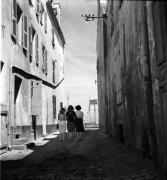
0 128 163 180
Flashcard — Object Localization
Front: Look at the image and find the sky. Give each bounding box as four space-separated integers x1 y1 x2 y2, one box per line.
60 0 98 113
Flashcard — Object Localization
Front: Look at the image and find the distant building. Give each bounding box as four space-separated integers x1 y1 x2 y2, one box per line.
0 0 65 151
97 0 167 176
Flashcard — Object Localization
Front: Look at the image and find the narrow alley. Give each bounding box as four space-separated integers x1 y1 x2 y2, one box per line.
1 127 162 180
1 0 167 179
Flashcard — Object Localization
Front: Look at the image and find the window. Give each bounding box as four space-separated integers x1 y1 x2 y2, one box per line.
29 25 35 63
35 34 39 66
23 15 28 50
31 81 33 98
36 0 40 22
53 95 56 119
42 45 47 75
15 3 23 44
45 51 47 75
12 0 17 40
42 45 45 71
44 12 47 33
29 0 33 7
52 29 55 48
53 60 55 83
29 26 32 62
22 15 28 57
40 2 44 25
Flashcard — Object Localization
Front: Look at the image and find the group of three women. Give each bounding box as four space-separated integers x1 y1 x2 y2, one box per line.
58 105 85 142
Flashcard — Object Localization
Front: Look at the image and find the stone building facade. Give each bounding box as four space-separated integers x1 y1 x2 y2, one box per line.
0 0 65 151
97 0 167 175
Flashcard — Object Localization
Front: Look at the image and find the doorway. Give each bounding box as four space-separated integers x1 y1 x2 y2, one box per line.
119 124 124 143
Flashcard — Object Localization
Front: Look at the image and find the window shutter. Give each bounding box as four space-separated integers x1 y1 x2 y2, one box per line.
36 0 40 15
53 95 56 119
40 2 44 24
29 26 32 62
45 50 47 75
42 45 44 67
23 15 28 49
12 0 17 38
35 34 39 66
44 12 47 33
52 29 55 48
53 60 55 83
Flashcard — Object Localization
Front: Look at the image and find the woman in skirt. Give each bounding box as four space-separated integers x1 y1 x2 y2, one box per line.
75 105 84 138
58 107 66 142
66 105 76 140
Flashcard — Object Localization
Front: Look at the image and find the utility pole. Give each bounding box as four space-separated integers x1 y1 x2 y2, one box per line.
88 96 91 124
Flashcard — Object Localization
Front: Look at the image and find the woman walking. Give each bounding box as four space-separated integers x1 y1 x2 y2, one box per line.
75 105 84 138
66 105 76 140
58 107 66 142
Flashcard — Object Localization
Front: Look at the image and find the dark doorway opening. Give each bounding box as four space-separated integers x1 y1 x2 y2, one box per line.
32 115 37 140
14 75 22 104
119 124 124 144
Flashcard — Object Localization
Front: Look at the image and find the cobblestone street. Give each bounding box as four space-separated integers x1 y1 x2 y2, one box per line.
1 128 163 180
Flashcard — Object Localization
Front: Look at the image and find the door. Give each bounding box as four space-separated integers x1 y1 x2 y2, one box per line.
32 115 37 140
0 105 8 150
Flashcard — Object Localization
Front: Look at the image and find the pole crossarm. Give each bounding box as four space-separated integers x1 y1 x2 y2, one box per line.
81 14 106 21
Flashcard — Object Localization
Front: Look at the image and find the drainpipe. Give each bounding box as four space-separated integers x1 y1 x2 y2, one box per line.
7 66 12 150
141 1 157 166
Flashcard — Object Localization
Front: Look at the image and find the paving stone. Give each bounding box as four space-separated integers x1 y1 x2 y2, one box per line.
131 174 140 178
134 177 144 180
144 174 154 179
1 130 163 180
123 177 133 180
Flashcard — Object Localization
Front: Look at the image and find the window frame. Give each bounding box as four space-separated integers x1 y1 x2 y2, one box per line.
36 0 40 22
22 15 28 50
35 34 39 66
52 29 55 48
53 60 55 83
40 2 44 25
44 12 47 33
12 0 17 40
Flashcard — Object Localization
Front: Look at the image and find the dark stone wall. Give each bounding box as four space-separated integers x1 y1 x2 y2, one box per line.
97 0 167 173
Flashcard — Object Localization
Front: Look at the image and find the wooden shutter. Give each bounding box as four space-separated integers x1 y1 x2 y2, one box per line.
53 60 55 83
29 26 32 62
53 95 56 119
40 2 44 24
23 15 28 49
36 0 40 15
45 50 47 75
12 0 17 38
35 34 39 66
44 12 47 33
52 29 55 48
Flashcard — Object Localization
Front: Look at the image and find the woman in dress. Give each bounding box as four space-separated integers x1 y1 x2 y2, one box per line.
66 105 76 140
58 107 66 142
75 105 84 138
